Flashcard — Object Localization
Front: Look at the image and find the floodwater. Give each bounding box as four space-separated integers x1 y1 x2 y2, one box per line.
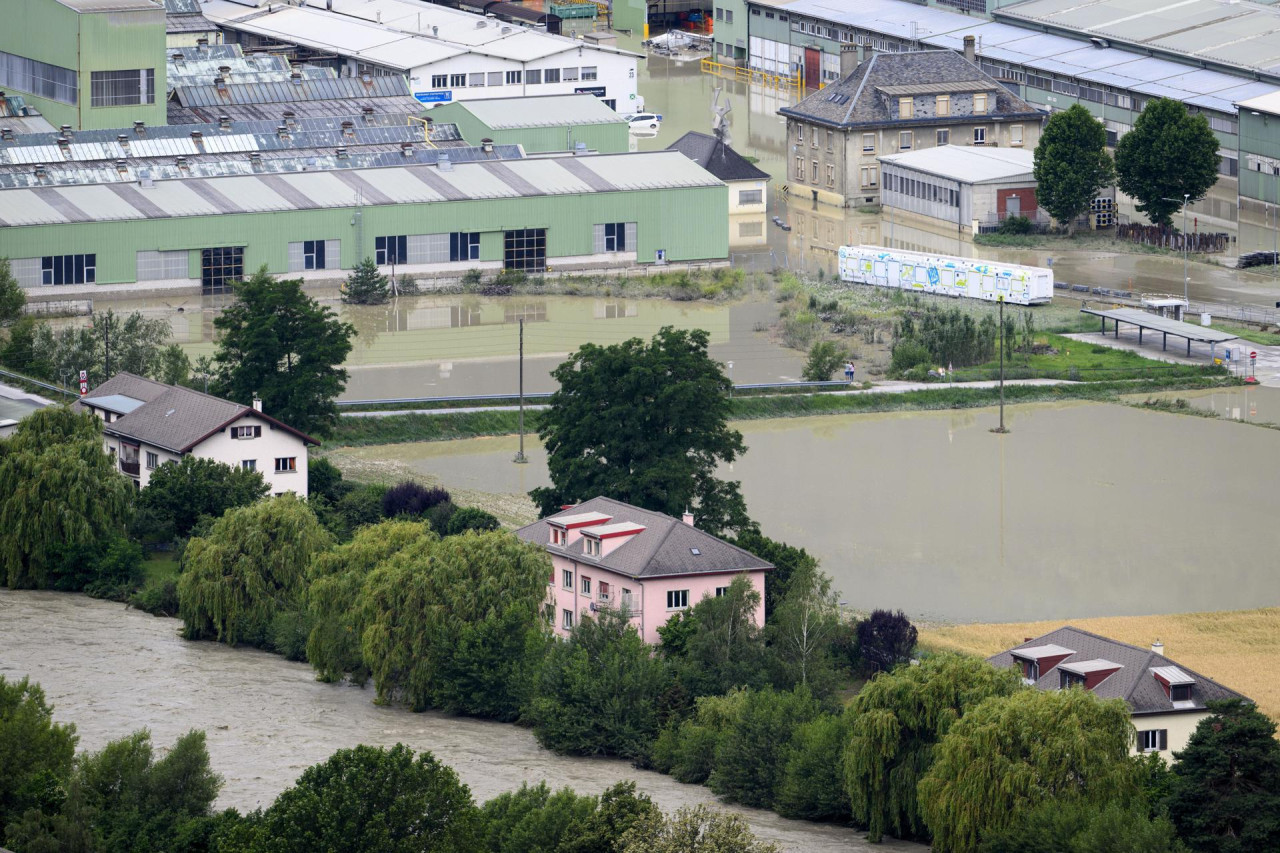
0 591 919 853
55 291 806 400
360 400 1280 622
633 46 1280 307
1135 385 1280 425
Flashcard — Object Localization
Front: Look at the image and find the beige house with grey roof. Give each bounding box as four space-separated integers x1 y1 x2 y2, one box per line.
78 373 317 495
989 626 1252 760
779 42 1045 208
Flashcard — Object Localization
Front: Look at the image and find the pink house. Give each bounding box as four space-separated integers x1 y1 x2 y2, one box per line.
516 496 773 645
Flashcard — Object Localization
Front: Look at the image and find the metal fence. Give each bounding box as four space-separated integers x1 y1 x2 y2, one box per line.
0 367 77 398
730 250 789 272
1186 301 1279 327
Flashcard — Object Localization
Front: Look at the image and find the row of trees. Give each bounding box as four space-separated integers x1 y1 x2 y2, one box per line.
1 676 782 853
1034 98 1220 231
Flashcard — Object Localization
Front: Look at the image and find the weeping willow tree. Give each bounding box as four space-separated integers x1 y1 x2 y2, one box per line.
0 407 133 589
359 530 551 720
305 519 432 684
178 495 333 647
842 653 1023 843
918 687 1139 853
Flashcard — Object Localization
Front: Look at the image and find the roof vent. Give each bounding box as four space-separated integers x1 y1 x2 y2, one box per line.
401 141 414 156
1 128 13 142
197 36 208 46
340 119 354 135
173 52 184 63
282 109 297 126
56 136 69 149
501 25 511 33
361 105 374 122
214 75 226 90
115 159 128 173
133 120 146 136
116 133 128 146
190 130 203 141
33 163 46 179
480 137 494 153
59 124 72 136
1089 36 1110 49
249 151 262 168
361 72 372 84
139 167 153 188
218 64 231 78
432 25 438 36
219 114 231 130
290 70 302 85
335 146 348 158
574 141 587 155
476 19 486 27
438 152 452 171
176 155 188 170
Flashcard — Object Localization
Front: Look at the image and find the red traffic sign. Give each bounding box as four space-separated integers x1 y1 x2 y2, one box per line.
79 382 88 395
1251 351 1258 359
79 369 87 381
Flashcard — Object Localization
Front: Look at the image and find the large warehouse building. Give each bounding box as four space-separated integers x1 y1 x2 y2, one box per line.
0 148 729 292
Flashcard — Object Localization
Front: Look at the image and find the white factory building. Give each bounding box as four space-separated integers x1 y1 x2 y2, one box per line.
201 0 642 112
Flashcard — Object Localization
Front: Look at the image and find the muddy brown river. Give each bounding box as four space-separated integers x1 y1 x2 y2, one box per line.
340 399 1280 622
0 592 918 852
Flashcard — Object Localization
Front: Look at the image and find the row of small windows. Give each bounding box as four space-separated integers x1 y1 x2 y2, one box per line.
884 171 961 208
0 49 77 105
429 66 598 89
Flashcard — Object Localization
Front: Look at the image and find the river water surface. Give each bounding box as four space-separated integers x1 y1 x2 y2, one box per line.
0 591 918 853
336 399 1280 622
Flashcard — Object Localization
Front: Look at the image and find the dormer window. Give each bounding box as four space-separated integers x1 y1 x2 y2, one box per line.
1060 670 1086 689
898 97 913 119
1171 684 1192 702
1152 666 1196 704
550 527 565 546
584 537 601 557
936 94 950 116
974 93 988 114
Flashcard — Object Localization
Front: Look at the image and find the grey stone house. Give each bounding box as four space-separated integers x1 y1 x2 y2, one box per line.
779 39 1045 208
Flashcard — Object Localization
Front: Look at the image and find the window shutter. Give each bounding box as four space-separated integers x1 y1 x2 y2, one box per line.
254 425 262 438
592 224 606 254
1160 730 1167 750
625 222 637 252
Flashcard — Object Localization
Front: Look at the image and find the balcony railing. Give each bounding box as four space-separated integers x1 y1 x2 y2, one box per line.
119 460 140 476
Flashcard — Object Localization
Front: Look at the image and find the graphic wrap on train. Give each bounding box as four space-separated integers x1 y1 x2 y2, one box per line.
837 246 1054 306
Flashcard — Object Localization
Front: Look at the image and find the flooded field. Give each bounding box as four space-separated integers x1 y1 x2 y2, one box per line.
1135 385 1280 425
0 591 918 853
335 399 1280 622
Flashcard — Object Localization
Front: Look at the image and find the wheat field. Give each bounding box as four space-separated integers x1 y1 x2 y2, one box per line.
918 608 1280 726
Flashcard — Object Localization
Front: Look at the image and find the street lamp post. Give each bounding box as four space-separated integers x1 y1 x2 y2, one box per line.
727 360 734 397
1162 194 1191 308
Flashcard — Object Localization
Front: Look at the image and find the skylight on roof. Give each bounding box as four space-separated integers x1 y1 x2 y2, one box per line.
825 93 850 105
690 548 701 555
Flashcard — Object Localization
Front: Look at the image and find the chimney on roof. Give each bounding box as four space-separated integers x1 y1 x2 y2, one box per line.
133 120 146 136
480 137 494 153
218 65 232 80
252 396 262 412
682 510 695 526
1152 640 1164 656
963 34 976 64
839 44 860 78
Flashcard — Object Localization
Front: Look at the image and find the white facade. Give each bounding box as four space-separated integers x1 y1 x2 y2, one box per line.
1132 711 1210 761
97 410 311 495
202 0 641 111
727 178 767 214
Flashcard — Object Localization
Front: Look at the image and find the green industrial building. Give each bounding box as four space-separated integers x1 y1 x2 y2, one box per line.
0 149 728 292
426 94 630 154
1236 91 1280 254
0 0 167 131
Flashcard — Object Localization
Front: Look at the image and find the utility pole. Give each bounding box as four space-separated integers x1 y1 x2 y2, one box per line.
514 317 528 464
103 310 111 378
991 295 1008 434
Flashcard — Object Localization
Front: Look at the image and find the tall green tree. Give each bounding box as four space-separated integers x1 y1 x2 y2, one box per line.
619 805 780 853
342 258 391 305
359 531 551 718
660 575 768 700
178 495 334 648
766 562 840 692
918 688 1140 853
979 799 1183 853
728 531 817 621
243 744 477 853
708 686 820 809
526 608 669 762
1115 98 1221 226
560 782 659 853
531 327 752 536
842 653 1023 843
0 677 77 841
774 711 851 822
0 258 25 327
137 455 270 538
212 267 355 437
24 310 182 387
1165 699 1280 852
479 783 597 853
0 407 134 589
1033 104 1116 234
305 520 432 684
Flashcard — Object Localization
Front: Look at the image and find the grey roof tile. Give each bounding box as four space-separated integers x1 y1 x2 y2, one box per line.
780 49 1044 129
667 131 770 182
80 372 317 452
988 625 1251 715
516 496 773 579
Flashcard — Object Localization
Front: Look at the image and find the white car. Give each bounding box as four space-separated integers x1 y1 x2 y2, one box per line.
627 112 662 130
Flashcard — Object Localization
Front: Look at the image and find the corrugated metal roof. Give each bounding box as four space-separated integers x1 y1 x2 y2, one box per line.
449 94 627 129
1236 89 1280 115
1151 666 1196 685
162 0 202 13
167 97 424 124
1011 643 1076 659
175 76 412 107
1058 658 1122 675
879 146 1035 184
0 151 719 225
55 0 162 12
